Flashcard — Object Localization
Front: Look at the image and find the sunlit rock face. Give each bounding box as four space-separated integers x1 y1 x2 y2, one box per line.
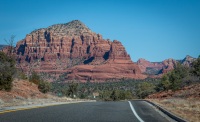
136 55 196 77
15 20 146 82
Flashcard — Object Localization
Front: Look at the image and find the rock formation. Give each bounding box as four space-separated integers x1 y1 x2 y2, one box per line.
161 58 177 74
181 55 196 67
137 56 196 76
15 20 146 81
136 58 163 75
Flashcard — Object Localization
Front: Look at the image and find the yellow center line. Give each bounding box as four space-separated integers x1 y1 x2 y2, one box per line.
0 102 84 114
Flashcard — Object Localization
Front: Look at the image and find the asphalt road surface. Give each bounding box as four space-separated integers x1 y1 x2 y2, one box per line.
0 101 171 122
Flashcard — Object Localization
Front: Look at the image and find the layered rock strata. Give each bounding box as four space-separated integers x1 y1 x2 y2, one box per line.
15 20 146 81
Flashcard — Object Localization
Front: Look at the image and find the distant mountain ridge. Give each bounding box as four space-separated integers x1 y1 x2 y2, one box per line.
136 55 196 76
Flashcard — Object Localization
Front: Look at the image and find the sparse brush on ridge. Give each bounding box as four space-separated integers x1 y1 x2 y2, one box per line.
29 71 51 93
38 80 51 94
29 71 41 85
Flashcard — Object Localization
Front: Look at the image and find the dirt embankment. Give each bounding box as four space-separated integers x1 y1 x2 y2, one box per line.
0 79 83 108
147 84 200 122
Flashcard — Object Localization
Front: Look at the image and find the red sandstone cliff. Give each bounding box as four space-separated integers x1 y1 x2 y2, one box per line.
15 20 146 81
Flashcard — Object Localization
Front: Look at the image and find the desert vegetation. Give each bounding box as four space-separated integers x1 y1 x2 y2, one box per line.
29 71 51 93
50 78 159 100
0 35 17 91
0 52 16 91
148 56 200 122
50 56 200 103
0 49 51 94
149 87 200 122
156 56 200 92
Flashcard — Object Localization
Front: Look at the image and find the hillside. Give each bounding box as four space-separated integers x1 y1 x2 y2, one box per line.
147 84 200 122
0 79 78 108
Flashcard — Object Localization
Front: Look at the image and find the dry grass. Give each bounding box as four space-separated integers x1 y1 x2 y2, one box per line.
0 79 90 108
149 98 200 122
147 83 200 122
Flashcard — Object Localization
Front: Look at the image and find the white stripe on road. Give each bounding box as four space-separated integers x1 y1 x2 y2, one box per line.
128 101 144 122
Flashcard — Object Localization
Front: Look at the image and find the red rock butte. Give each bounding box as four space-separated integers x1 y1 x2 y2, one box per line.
15 20 146 82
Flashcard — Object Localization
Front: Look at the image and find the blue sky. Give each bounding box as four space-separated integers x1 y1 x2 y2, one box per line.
0 0 199 62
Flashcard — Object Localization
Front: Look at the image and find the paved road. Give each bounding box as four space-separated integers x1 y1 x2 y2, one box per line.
0 101 170 122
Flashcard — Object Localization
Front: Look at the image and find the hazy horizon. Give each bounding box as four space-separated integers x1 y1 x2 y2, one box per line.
0 0 199 62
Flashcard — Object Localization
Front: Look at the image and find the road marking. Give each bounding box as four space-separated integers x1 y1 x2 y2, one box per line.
0 106 45 114
128 101 144 122
0 101 86 114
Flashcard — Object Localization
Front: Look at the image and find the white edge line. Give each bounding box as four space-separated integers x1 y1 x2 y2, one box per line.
128 101 144 122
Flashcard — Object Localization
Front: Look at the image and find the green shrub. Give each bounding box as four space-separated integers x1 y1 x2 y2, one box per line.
156 76 170 91
67 82 78 98
29 71 40 85
38 80 51 93
110 90 119 101
99 90 112 101
19 72 28 80
157 63 189 91
136 82 156 99
0 52 15 91
110 90 133 101
29 71 51 93
118 90 125 100
79 93 87 99
14 70 27 80
124 90 133 99
191 56 200 77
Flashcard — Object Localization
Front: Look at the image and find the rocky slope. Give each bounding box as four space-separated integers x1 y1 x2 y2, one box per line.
0 79 87 108
147 83 200 122
15 20 146 81
136 55 196 76
181 55 196 67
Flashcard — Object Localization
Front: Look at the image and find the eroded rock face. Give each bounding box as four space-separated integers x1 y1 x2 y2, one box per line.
136 58 163 74
161 58 177 74
15 20 146 81
181 55 196 67
137 56 196 76
137 58 178 76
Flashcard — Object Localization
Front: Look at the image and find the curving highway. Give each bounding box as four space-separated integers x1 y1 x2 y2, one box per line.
0 101 172 122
